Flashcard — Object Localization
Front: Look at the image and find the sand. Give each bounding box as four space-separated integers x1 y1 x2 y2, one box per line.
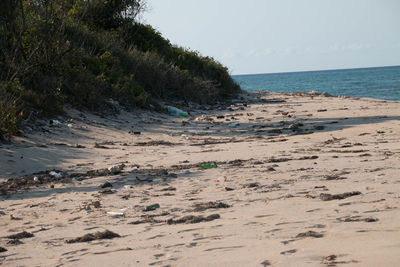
0 91 399 266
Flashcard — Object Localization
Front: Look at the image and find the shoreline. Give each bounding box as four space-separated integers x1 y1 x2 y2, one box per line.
1 91 400 266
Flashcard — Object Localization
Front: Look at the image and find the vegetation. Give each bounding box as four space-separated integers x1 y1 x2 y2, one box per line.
0 0 241 139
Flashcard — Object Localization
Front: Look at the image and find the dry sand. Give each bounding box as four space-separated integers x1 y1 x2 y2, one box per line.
0 91 399 266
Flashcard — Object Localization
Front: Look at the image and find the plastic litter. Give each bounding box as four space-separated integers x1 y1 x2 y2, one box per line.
33 176 39 182
108 165 123 175
49 171 62 179
50 119 62 126
216 176 227 183
198 164 217 169
120 206 134 211
228 122 239 127
143 203 160 211
167 106 188 117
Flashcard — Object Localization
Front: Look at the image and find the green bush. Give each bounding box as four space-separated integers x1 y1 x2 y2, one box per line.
0 0 241 139
0 90 20 139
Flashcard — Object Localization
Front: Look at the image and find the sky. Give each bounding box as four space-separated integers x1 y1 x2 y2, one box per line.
143 0 400 75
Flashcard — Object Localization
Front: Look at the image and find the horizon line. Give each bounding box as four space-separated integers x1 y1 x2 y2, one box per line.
232 64 400 76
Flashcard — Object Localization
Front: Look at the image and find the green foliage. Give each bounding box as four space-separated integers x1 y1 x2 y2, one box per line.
0 89 21 139
0 0 241 138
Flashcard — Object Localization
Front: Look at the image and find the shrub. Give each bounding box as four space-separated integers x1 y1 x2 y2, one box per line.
0 0 241 139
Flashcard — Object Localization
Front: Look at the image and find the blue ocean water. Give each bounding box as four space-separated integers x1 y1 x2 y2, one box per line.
232 66 400 101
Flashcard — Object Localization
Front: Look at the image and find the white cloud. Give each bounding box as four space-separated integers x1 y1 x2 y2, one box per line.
221 49 237 59
283 47 296 56
246 49 258 57
262 48 274 56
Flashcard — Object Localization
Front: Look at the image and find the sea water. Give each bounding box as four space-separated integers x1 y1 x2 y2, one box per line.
233 66 400 101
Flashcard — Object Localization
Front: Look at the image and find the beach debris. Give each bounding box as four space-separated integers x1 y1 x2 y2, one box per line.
133 131 141 135
228 122 239 127
107 211 124 217
10 214 22 220
33 176 40 182
0 247 7 253
99 189 116 194
108 164 124 174
280 249 297 255
198 164 217 169
136 175 153 182
49 119 62 126
338 216 379 223
167 214 220 224
296 231 324 238
324 174 346 180
160 186 176 191
320 191 361 201
182 120 196 126
144 203 160 212
92 201 101 208
6 231 34 239
193 201 230 212
225 187 235 191
49 171 62 179
66 230 120 243
7 239 23 245
100 181 113 188
216 176 227 183
309 90 332 97
243 182 260 188
260 260 272 266
314 125 325 130
123 185 133 189
167 106 188 117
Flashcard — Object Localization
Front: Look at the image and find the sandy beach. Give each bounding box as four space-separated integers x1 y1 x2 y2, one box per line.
0 91 399 266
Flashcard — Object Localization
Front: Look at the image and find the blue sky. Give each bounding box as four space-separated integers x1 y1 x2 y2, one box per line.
143 0 400 75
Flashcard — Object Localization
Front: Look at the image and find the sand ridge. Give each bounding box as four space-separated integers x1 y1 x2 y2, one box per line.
0 91 400 266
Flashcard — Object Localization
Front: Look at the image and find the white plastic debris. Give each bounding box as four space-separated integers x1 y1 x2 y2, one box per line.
123 185 133 189
33 176 39 182
107 211 124 217
51 120 62 126
108 165 122 175
120 206 134 211
49 171 62 179
216 176 227 183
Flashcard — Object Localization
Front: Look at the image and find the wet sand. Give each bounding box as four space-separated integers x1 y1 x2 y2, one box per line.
1 91 400 266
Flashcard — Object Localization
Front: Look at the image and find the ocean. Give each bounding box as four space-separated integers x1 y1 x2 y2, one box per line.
232 66 400 101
